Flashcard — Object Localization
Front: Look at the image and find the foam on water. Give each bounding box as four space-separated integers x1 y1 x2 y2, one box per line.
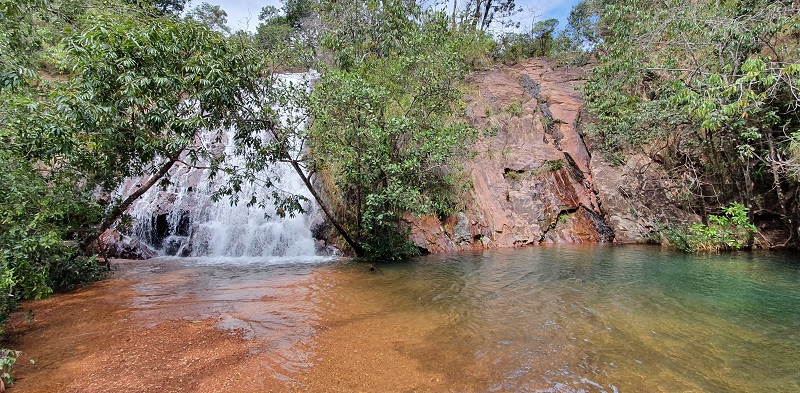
169 255 337 267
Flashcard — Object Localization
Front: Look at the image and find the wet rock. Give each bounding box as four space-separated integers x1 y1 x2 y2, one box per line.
314 239 342 256
98 229 158 260
162 236 191 257
453 212 472 244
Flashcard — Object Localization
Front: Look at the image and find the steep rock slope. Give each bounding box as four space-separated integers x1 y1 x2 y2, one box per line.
409 59 614 253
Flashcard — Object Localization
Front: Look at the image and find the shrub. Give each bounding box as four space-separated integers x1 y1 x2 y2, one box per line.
507 100 524 117
0 349 20 385
667 203 757 252
48 253 107 292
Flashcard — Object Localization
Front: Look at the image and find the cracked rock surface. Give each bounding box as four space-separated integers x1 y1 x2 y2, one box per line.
408 59 614 253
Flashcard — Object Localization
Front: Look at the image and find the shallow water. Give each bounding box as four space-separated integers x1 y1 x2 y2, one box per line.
308 246 800 391
115 245 800 392
14 245 797 392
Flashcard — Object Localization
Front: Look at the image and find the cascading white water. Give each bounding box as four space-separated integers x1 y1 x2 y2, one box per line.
118 74 320 259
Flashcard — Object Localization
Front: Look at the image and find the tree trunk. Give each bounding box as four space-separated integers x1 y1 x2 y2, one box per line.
480 0 493 31
287 159 365 256
451 0 457 30
82 146 185 249
471 0 482 29
741 156 755 247
766 131 795 245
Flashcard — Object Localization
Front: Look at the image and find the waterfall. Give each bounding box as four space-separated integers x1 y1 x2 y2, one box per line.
118 74 321 259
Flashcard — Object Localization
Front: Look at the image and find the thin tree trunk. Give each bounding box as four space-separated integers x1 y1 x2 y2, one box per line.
766 131 795 245
83 146 185 249
741 156 755 247
472 0 482 29
258 116 365 256
451 0 457 30
480 0 493 30
287 159 365 256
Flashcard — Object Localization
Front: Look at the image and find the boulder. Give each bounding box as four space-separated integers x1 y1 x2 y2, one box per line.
98 229 158 260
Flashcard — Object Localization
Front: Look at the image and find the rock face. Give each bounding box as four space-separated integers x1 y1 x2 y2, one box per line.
590 154 700 244
408 59 615 253
97 229 159 260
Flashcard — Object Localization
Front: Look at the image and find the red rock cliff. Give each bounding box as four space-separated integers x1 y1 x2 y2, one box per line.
408 59 614 253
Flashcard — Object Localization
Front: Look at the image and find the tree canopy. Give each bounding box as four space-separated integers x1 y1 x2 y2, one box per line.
308 0 477 258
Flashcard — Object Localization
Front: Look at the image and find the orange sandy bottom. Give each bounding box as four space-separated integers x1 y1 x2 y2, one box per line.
2 260 452 393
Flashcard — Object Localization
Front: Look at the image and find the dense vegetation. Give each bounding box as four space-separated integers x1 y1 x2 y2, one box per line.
577 0 800 250
307 2 478 259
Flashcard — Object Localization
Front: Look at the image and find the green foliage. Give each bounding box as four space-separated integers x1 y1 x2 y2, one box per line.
451 30 497 71
542 159 564 172
56 13 275 211
0 349 20 385
495 18 560 64
185 2 231 34
254 0 315 69
506 99 523 117
48 254 107 292
562 0 601 51
583 0 800 242
124 0 188 15
310 1 477 259
667 203 758 252
2 11 254 198
0 151 104 324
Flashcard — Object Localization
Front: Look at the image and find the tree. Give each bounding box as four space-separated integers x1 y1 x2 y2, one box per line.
152 0 187 15
123 0 189 15
283 0 313 28
562 0 601 51
185 2 231 34
495 18 559 63
302 0 477 258
254 0 316 68
460 0 518 32
531 18 558 55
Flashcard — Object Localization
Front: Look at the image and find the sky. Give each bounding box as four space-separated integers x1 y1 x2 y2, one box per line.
194 0 583 33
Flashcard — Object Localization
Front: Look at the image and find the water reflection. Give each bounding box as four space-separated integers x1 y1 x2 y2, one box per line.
123 246 800 392
309 245 800 392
